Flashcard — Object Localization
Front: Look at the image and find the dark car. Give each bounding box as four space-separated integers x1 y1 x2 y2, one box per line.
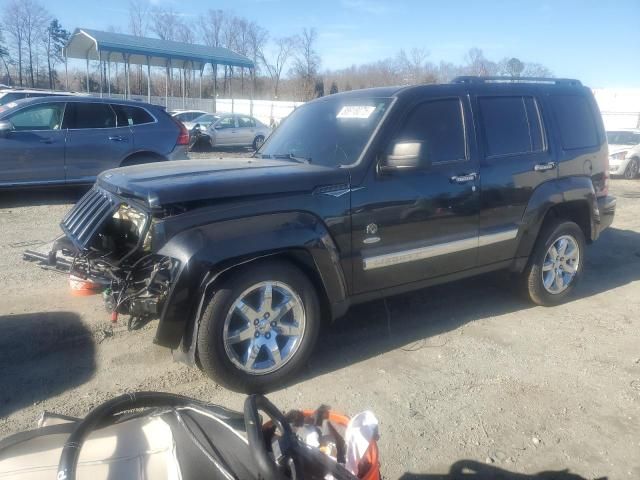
39 77 615 392
0 96 189 187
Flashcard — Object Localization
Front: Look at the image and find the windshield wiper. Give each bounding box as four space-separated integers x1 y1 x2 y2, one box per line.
262 153 312 164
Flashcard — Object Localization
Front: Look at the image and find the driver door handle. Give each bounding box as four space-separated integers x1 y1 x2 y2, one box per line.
108 135 128 142
534 162 556 172
40 138 54 144
450 172 478 184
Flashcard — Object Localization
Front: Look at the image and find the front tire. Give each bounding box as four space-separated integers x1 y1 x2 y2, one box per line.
197 260 320 393
624 157 639 179
521 220 585 306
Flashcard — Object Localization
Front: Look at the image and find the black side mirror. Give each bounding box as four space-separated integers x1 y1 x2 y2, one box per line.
379 141 430 173
0 120 14 138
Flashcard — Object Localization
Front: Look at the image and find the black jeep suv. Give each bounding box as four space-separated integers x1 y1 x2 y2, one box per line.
44 77 616 392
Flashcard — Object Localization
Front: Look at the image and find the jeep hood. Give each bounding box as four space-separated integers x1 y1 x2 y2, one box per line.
96 158 350 207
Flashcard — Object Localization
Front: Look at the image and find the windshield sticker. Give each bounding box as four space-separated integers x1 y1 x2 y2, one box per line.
337 105 376 119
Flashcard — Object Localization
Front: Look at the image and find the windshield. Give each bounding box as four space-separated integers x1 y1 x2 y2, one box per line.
195 114 218 124
607 131 640 145
259 96 392 167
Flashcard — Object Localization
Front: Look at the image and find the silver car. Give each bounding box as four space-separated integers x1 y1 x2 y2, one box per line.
205 113 271 150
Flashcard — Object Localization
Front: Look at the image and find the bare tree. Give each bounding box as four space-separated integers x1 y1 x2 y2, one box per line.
0 28 11 85
2 0 25 85
150 7 181 41
258 36 294 98
522 62 553 77
128 0 148 37
221 15 239 95
18 0 50 87
464 47 497 76
199 9 226 97
292 28 320 100
246 21 268 95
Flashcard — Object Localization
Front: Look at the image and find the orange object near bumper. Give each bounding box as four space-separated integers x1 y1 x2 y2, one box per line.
69 275 105 296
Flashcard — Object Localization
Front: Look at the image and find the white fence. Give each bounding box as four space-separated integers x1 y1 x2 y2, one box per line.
104 94 304 126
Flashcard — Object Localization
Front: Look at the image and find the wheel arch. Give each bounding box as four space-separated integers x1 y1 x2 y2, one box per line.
153 211 349 353
120 150 167 167
511 176 597 271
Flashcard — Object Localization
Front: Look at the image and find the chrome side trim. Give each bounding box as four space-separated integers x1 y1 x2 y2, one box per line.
363 236 478 271
478 228 518 247
362 228 518 271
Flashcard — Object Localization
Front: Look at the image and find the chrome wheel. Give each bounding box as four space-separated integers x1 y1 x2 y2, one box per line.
542 235 580 294
223 281 305 375
624 158 639 179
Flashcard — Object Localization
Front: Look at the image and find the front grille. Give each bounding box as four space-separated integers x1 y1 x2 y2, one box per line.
61 187 120 250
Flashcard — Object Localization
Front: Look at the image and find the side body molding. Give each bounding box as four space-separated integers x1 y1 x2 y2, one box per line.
154 211 348 349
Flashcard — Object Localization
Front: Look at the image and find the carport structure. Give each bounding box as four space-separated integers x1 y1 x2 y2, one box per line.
63 28 254 111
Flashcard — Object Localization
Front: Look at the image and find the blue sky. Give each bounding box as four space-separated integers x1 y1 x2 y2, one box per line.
11 0 640 87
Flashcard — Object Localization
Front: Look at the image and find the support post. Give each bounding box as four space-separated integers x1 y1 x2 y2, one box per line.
107 53 111 96
181 62 186 109
165 60 169 108
230 66 234 113
98 50 103 97
64 49 69 91
85 55 90 93
125 55 131 99
199 64 203 99
146 56 151 103
212 63 217 113
249 67 254 117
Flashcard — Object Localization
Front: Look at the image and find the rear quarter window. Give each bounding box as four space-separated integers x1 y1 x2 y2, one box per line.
550 95 599 150
111 104 155 126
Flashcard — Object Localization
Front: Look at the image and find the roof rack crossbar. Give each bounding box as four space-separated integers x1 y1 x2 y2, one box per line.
451 76 582 86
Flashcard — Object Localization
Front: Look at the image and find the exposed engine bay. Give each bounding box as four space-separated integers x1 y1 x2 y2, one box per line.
24 187 179 330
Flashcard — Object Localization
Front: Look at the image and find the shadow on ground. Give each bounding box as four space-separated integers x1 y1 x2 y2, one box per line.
0 187 88 208
300 226 640 385
401 460 606 479
0 312 95 418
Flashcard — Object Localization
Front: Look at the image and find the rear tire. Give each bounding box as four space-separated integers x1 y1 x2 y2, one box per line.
520 220 585 306
624 157 639 179
197 260 321 393
253 135 265 151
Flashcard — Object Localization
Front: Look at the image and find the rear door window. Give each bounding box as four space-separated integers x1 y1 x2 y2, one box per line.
217 116 236 129
238 116 256 128
395 98 467 164
479 96 545 157
63 102 116 129
550 95 599 150
8 103 65 131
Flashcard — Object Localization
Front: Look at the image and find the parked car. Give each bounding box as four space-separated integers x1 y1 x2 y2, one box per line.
0 96 189 187
607 129 640 179
203 113 271 150
0 87 77 106
170 109 208 123
41 77 615 392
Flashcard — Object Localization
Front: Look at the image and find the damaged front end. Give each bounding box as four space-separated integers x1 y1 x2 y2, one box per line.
25 186 179 330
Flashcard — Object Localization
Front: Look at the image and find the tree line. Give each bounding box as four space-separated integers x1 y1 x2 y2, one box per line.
0 0 553 101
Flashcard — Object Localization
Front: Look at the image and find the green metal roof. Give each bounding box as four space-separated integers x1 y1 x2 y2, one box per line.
65 28 253 69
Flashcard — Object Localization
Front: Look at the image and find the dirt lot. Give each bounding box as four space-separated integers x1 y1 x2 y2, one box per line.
0 164 639 479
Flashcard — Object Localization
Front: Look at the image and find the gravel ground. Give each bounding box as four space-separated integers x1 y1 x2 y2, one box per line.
0 162 639 479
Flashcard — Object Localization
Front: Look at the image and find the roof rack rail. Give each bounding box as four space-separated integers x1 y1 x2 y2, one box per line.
451 76 582 86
